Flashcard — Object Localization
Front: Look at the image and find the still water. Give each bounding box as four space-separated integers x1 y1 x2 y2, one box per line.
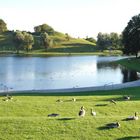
0 56 139 91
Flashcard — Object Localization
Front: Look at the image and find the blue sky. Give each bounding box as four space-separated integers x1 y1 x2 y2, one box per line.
0 0 140 38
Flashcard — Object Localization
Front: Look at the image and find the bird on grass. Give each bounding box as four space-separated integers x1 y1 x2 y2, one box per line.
123 95 130 100
2 98 8 101
106 122 120 128
127 112 138 120
72 98 76 102
6 94 13 100
110 99 116 104
56 99 63 103
79 106 85 117
2 94 13 101
91 109 96 116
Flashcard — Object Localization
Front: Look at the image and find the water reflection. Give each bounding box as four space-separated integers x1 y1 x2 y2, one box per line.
0 56 139 91
121 68 140 82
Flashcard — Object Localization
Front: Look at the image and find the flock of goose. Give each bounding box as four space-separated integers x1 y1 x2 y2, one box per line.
78 105 138 128
2 94 138 129
78 95 139 128
48 95 139 129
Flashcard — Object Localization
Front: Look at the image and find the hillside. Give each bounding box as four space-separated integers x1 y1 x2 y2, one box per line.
0 30 96 53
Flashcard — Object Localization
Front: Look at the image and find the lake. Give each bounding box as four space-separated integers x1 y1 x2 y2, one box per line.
0 56 139 91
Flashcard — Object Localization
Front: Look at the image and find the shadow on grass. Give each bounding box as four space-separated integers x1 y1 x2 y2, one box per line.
95 104 108 107
121 118 136 121
97 125 118 130
97 126 110 130
57 117 76 121
116 136 140 140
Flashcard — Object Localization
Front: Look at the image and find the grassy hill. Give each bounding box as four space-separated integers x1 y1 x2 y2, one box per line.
0 31 97 53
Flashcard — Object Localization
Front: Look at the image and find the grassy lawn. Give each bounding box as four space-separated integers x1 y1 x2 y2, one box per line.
0 88 140 140
116 57 140 72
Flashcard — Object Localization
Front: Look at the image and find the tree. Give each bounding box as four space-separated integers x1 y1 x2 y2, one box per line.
40 32 50 50
65 33 70 41
34 26 41 33
22 32 34 52
85 36 96 44
13 31 24 53
122 13 140 57
96 32 111 51
34 24 54 35
96 32 122 51
110 32 120 49
0 19 7 33
13 31 34 53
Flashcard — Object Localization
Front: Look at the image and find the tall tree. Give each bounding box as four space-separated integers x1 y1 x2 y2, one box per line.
110 32 120 49
40 32 50 50
13 31 24 53
65 33 70 41
23 32 34 52
0 19 7 33
122 13 140 57
13 31 34 53
97 32 111 51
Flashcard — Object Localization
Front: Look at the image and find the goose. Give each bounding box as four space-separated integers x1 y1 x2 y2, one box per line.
127 112 138 120
106 122 120 128
123 95 130 100
56 99 63 102
110 99 116 104
79 106 85 117
2 97 8 101
91 109 96 116
6 94 13 100
72 98 76 102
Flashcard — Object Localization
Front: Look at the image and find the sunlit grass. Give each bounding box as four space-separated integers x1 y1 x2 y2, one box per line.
0 87 140 139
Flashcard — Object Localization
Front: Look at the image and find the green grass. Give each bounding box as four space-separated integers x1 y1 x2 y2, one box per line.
0 87 140 139
116 57 140 72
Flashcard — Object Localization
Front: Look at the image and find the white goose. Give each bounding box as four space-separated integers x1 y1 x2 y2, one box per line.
127 112 138 120
91 109 96 116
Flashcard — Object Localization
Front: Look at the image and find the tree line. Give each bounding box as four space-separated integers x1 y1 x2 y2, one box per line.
0 14 140 56
0 20 55 53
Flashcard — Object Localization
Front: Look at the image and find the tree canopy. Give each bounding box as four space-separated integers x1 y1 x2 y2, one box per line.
34 24 54 35
97 32 122 51
122 13 140 57
0 19 7 33
40 32 51 50
13 31 34 53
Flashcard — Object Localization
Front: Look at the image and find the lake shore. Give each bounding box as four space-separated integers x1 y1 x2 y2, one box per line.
4 78 140 94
